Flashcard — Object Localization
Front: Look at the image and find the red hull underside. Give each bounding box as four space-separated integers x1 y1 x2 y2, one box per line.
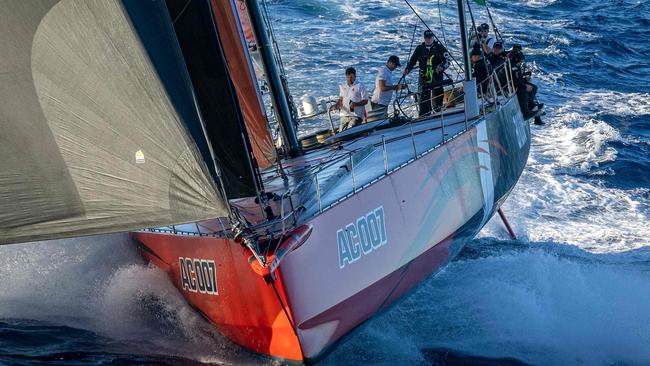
132 230 453 363
132 232 303 361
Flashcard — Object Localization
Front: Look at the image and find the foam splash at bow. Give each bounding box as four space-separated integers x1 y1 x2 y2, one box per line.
0 234 241 363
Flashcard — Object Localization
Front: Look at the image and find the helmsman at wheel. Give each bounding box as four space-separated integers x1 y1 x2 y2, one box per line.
403 29 451 117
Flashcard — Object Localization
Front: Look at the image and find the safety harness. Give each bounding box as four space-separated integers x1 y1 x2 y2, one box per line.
425 54 435 83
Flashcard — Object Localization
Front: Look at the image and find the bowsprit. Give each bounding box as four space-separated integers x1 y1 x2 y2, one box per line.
337 206 388 269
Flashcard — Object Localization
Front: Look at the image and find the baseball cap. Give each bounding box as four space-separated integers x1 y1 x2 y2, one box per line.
423 29 434 38
493 41 503 49
480 23 490 30
388 55 401 66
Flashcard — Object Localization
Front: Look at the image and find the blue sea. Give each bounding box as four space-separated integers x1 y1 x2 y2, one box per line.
1 0 649 365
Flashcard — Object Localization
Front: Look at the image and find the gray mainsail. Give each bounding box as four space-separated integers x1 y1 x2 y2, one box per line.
0 0 229 245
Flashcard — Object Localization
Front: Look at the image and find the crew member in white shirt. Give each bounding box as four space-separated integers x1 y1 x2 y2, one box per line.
470 23 496 55
370 55 406 118
330 67 368 132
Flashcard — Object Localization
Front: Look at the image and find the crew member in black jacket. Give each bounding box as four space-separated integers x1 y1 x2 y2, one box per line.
510 47 541 122
404 29 451 117
471 48 492 95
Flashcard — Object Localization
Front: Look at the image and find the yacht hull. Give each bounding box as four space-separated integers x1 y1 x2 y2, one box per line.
132 97 530 363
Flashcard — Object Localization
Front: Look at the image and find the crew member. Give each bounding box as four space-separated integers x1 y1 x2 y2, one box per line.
330 67 369 132
470 23 497 55
471 48 491 95
371 55 406 118
487 42 508 93
509 47 542 123
487 41 507 68
404 29 451 117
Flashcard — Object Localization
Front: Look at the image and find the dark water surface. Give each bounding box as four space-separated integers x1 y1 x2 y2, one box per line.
1 0 649 365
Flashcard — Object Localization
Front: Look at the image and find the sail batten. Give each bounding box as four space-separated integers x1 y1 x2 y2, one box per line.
0 0 229 245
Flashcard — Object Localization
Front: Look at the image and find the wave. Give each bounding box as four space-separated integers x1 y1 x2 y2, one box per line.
1 0 648 364
482 118 650 252
0 235 254 363
564 91 650 118
538 114 621 173
324 239 650 365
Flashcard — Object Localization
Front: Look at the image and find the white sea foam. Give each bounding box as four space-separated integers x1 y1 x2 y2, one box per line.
326 245 650 365
548 33 571 46
525 43 566 58
564 90 650 117
0 234 136 322
542 115 621 173
486 173 650 253
478 107 649 252
1 1 648 365
472 76 650 251
0 234 254 363
520 0 559 8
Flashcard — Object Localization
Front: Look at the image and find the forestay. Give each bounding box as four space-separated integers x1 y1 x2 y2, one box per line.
0 0 229 245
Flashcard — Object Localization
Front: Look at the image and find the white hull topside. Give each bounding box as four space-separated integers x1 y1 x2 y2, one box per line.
281 96 530 358
135 96 530 361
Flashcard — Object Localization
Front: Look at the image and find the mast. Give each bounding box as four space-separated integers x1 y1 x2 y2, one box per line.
457 0 472 81
246 0 303 158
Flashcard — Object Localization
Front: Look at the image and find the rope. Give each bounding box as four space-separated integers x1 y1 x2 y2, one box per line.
406 20 419 71
261 0 285 73
484 0 503 41
395 19 419 113
437 0 449 52
271 279 298 336
465 0 492 78
403 0 463 71
171 0 192 24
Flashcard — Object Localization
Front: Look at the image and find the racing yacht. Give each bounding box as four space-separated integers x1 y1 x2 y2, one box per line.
0 0 529 363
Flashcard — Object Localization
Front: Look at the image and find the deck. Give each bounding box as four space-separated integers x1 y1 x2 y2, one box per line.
144 60 517 237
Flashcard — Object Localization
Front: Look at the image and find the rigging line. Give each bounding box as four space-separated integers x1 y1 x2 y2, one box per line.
172 0 193 24
393 22 418 116
263 230 283 257
248 124 278 167
271 279 298 336
261 0 286 74
437 0 449 52
484 0 503 41
406 19 419 65
402 0 463 71
438 0 464 80
465 0 493 79
395 19 418 117
396 20 419 103
396 22 418 117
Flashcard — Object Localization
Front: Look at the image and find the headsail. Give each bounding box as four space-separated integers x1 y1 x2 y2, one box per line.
0 0 228 245
166 0 263 198
212 0 277 169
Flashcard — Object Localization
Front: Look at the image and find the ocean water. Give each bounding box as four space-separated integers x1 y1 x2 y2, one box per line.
1 0 649 365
